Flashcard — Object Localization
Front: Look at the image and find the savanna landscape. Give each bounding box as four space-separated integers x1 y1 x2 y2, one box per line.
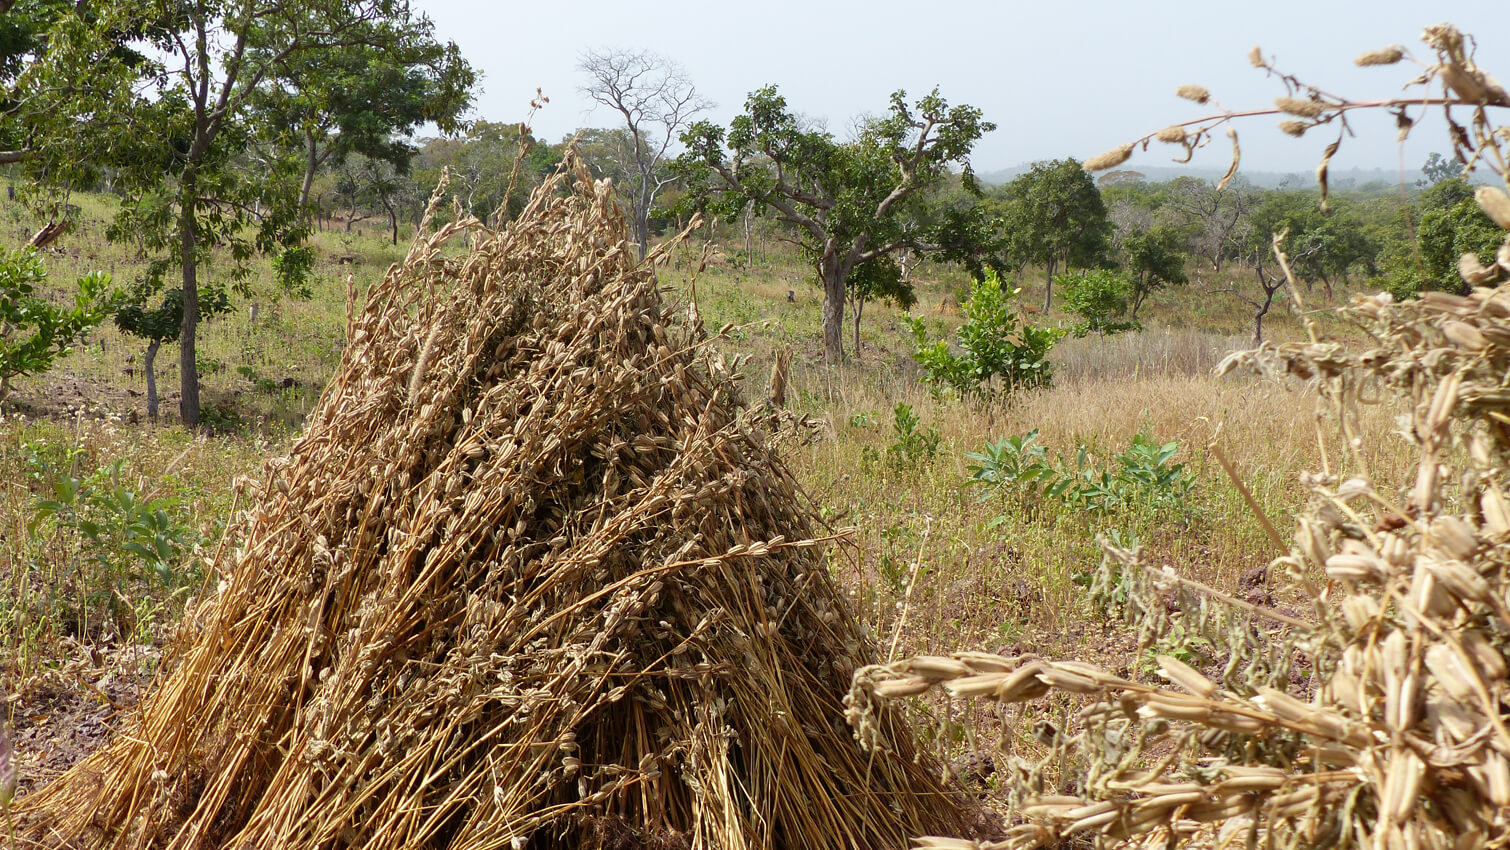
0 6 1509 849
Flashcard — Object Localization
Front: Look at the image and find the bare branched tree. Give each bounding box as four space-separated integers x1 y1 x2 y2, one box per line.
578 48 710 260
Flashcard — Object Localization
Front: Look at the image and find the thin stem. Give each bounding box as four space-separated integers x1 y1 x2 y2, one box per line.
888 518 932 662
1208 441 1288 557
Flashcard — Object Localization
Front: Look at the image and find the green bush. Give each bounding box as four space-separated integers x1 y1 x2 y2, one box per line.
0 249 116 398
1056 268 1141 337
885 403 941 468
967 431 1193 518
907 269 1063 398
1382 181 1507 298
860 403 943 472
24 445 205 641
963 430 1051 495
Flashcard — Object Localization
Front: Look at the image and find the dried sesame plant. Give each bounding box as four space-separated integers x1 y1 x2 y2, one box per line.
14 152 967 849
852 50 1510 850
1085 24 1510 213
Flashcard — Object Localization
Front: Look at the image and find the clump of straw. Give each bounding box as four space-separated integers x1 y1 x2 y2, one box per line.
17 152 968 849
857 203 1510 848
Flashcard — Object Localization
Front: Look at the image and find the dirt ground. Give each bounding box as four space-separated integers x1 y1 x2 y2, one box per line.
7 643 157 800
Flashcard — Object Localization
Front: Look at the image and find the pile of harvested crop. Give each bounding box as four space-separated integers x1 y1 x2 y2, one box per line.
857 184 1510 849
17 154 968 849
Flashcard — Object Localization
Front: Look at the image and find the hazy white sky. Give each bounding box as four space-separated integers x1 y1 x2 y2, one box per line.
411 0 1508 179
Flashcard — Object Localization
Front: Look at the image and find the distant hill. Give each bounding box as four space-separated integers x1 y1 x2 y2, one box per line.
977 163 1422 191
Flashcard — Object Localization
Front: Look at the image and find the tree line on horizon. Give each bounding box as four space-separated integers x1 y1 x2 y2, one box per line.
0 2 1502 425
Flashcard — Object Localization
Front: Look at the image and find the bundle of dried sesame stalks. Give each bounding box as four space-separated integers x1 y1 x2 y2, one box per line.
16 153 966 849
855 186 1510 849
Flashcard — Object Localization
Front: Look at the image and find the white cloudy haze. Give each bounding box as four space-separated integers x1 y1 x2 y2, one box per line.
412 0 1508 180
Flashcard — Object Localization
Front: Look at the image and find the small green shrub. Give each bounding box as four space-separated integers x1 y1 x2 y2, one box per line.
271 244 317 300
967 431 1193 518
0 249 116 398
1057 268 1141 337
198 401 246 433
885 403 942 468
964 430 1051 495
23 445 205 641
877 522 919 593
858 404 943 473
907 269 1063 398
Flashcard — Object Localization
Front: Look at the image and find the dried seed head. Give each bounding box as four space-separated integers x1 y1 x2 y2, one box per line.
1176 85 1211 104
1477 186 1510 230
1355 46 1405 66
1084 145 1134 172
1460 252 1500 285
1275 97 1326 118
1248 46 1265 68
1439 64 1490 104
1154 126 1188 144
1279 121 1309 138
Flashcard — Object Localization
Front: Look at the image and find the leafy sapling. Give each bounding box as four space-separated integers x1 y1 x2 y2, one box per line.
0 249 116 400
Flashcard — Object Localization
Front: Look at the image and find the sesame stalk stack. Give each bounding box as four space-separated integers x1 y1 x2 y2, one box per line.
17 153 967 849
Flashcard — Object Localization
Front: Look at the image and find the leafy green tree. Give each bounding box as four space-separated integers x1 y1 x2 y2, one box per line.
1419 176 1476 212
1419 151 1465 187
677 85 995 362
907 269 1063 398
1121 226 1188 318
255 19 476 210
10 0 429 426
0 249 115 400
0 1 56 161
0 1 143 163
1371 177 1501 298
1392 196 1506 296
1243 191 1377 299
1290 204 1378 296
994 158 1111 312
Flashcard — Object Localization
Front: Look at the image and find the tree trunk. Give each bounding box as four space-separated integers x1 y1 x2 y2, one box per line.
624 184 650 261
382 195 398 245
144 339 160 421
743 203 753 264
853 295 865 361
1252 270 1280 345
178 180 201 428
299 128 318 210
820 251 846 363
1043 258 1058 313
